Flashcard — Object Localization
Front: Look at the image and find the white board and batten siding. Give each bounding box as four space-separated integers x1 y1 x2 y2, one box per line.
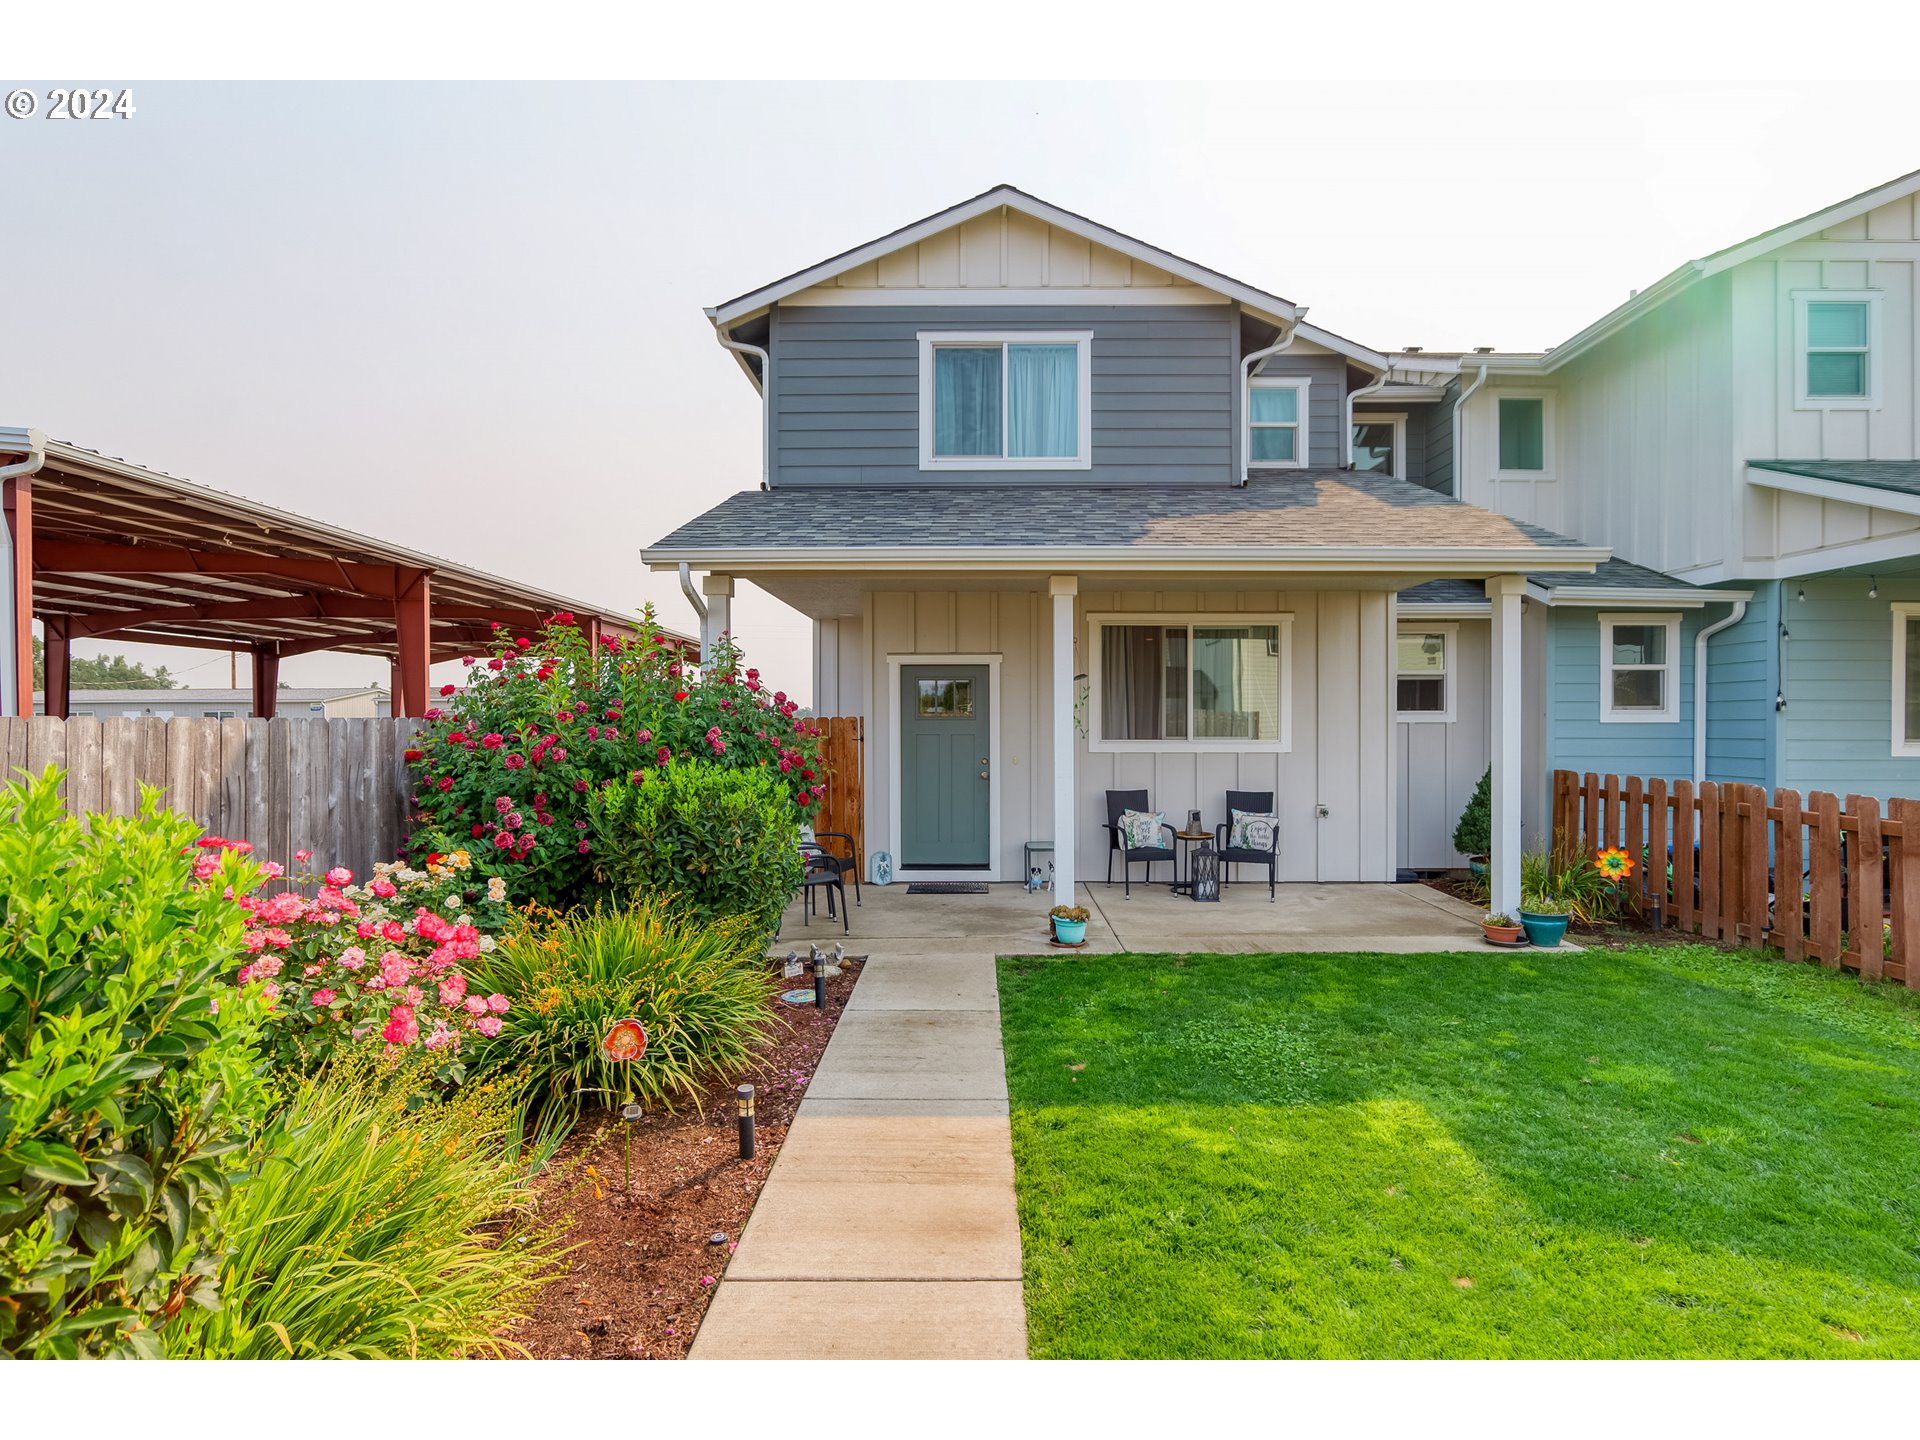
1395 618 1491 870
839 586 1398 884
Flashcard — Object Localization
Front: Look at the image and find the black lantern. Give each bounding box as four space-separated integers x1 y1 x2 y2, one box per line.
1190 840 1220 902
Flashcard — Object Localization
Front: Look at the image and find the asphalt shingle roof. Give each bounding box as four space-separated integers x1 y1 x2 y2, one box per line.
647 471 1591 556
1526 557 1698 593
1397 579 1486 606
1750 459 1920 499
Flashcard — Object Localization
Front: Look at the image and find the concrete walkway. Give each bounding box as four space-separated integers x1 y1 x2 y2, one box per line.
690 879 1497 1359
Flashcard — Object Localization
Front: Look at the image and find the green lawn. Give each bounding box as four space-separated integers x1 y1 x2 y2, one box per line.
997 943 1920 1358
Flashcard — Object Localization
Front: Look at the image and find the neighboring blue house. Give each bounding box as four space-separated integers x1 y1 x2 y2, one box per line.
646 172 1920 901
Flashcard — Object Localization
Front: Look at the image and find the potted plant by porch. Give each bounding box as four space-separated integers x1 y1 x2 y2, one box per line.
1517 891 1571 948
1454 768 1492 879
1049 904 1090 946
1481 912 1524 945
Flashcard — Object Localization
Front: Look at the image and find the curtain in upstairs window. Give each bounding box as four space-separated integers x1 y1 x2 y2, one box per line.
1007 344 1078 458
934 347 1002 456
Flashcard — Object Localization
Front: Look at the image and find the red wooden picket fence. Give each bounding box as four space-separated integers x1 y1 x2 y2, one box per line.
1550 769 1920 988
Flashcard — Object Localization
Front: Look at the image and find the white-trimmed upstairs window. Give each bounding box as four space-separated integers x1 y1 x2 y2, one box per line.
1395 624 1456 722
1248 377 1309 468
1088 613 1293 752
1891 603 1920 756
1794 291 1881 409
1353 411 1406 480
917 331 1092 470
1495 394 1550 475
1599 612 1681 724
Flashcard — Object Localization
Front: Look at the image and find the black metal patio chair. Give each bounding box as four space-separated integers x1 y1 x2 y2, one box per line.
1104 789 1176 898
1214 789 1280 902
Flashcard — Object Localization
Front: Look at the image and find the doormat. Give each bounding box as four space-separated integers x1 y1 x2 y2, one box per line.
905 882 990 895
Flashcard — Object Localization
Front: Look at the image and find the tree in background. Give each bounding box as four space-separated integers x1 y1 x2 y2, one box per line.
30 637 178 691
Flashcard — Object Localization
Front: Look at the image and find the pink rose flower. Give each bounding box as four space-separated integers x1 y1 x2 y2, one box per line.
486 993 510 1014
473 1015 503 1038
325 866 352 887
312 988 336 1006
465 995 489 1016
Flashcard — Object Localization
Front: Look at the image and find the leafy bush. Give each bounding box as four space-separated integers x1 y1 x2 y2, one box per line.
467 900 776 1117
0 771 273 1358
1453 767 1492 858
1521 850 1621 924
227 848 515 1082
166 1057 561 1358
403 613 824 909
587 760 803 938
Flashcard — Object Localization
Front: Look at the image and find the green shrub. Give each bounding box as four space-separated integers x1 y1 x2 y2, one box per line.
587 760 803 938
0 771 273 1358
1453 767 1492 858
1521 850 1621 924
467 900 776 1118
166 1056 562 1358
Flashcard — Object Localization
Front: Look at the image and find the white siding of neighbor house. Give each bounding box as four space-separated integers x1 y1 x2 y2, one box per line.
844 585 1398 884
1733 195 1920 566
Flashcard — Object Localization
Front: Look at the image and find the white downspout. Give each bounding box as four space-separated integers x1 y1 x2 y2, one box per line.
1344 360 1393 468
1693 598 1748 783
1451 363 1489 499
678 562 709 628
714 329 772 490
0 428 48 717
1238 309 1305 485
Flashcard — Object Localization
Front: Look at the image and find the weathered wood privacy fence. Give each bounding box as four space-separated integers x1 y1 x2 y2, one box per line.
2 715 425 878
812 716 865 866
1551 769 1920 988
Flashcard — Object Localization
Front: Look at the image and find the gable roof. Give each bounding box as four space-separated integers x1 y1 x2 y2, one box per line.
1474 167 1920 374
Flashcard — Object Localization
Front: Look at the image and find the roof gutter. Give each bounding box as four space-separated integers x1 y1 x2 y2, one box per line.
712 326 772 489
1239 310 1304 485
1695 597 1748 783
642 543 1612 575
1344 360 1393 468
0 427 48 483
1450 363 1489 498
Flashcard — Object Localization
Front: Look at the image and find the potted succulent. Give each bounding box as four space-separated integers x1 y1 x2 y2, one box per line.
1481 912 1524 945
1517 892 1571 948
1049 904 1090 946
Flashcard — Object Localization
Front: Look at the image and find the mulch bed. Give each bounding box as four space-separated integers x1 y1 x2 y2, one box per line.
506 955 863 1361
1418 874 1709 951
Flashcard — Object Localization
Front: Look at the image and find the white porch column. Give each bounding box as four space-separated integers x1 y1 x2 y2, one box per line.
1488 574 1527 917
700 573 735 664
1049 575 1078 907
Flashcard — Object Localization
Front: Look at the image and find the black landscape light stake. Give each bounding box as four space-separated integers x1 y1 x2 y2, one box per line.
813 950 828 1010
736 1084 756 1160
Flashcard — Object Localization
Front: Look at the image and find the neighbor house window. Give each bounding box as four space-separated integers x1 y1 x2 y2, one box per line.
1395 624 1456 722
1599 613 1681 724
1795 291 1880 408
1090 614 1293 751
917 331 1092 469
1891 604 1920 755
1248 377 1309 468
1496 395 1548 473
1352 411 1406 480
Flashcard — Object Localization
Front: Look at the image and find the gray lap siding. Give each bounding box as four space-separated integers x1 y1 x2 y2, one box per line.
769 303 1237 487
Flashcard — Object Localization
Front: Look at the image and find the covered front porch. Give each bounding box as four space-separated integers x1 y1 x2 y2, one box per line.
781 875 1490 954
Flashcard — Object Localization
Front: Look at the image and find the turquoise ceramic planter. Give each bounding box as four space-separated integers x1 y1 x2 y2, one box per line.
1468 858 1488 879
1517 910 1569 948
1053 919 1088 945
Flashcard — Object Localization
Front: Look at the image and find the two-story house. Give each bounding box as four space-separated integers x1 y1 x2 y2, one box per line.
644 186 1608 915
1386 167 1920 871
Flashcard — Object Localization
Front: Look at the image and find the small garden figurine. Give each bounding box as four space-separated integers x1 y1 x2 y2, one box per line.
1049 904 1090 946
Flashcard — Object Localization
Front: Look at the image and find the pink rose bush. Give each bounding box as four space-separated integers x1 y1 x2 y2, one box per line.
207 842 515 1081
401 610 823 909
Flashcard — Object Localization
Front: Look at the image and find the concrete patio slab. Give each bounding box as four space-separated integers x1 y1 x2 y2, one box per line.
802 1008 1009 1102
691 1281 1028 1360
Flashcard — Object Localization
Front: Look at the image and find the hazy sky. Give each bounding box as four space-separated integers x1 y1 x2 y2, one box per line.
6 78 1917 703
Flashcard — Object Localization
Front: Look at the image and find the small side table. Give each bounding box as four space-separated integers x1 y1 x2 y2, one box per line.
1023 840 1054 893
1170 829 1212 894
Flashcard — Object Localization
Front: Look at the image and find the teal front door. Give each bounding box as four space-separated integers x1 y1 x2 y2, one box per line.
900 664 991 869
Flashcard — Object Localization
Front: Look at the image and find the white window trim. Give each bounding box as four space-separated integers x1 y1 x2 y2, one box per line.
1395 622 1457 723
1599 611 1681 724
1793 289 1882 411
1085 612 1294 753
916 331 1093 471
1247 376 1310 470
1353 410 1407 482
1492 390 1554 480
1891 603 1920 756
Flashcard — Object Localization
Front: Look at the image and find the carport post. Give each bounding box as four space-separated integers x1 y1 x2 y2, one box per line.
251 642 281 719
1050 575 1078 907
394 569 432 717
42 616 70 718
1488 575 1527 917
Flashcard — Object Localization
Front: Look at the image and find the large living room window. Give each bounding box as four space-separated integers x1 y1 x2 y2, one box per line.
917 331 1092 470
1089 614 1293 751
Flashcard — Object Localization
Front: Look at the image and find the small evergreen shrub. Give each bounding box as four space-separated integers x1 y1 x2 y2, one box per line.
587 761 803 938
0 771 273 1358
1453 767 1492 858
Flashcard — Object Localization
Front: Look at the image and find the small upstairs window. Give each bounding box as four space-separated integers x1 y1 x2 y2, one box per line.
1248 377 1309 468
1352 412 1406 480
918 332 1091 470
1795 292 1879 408
1496 396 1547 474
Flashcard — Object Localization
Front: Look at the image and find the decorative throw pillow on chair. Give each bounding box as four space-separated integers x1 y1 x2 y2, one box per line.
1117 809 1166 851
1229 809 1278 852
